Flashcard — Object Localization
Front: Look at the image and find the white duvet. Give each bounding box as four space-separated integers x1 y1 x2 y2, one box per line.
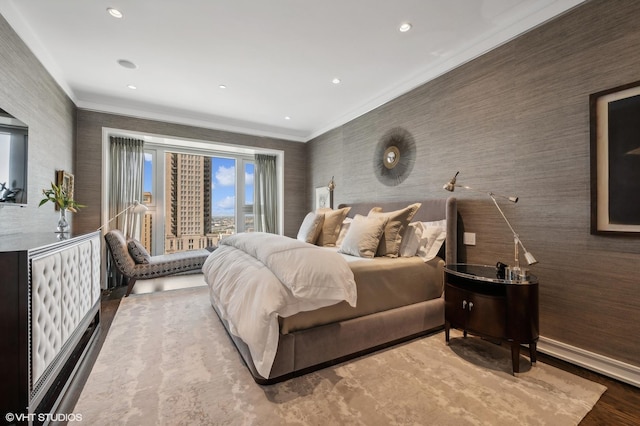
202 232 357 378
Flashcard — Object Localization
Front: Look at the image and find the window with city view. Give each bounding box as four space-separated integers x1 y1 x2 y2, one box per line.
140 150 254 255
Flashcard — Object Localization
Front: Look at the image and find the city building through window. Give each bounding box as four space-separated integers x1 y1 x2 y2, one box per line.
103 130 282 256
142 151 254 255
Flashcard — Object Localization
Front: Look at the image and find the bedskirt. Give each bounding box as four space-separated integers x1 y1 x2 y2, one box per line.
211 294 444 384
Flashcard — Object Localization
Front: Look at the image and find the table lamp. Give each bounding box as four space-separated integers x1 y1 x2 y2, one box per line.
443 171 537 278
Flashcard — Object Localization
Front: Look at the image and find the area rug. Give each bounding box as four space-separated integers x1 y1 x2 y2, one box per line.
74 286 606 425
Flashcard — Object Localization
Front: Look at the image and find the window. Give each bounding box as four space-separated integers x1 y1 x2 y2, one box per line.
142 148 255 255
210 156 237 241
104 129 283 257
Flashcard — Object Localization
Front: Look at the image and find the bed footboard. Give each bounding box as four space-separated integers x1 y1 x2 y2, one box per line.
212 296 444 384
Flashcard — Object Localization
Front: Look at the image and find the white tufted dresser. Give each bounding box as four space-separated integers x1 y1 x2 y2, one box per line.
0 231 101 425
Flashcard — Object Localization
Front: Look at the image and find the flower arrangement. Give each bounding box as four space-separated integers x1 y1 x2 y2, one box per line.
39 182 85 212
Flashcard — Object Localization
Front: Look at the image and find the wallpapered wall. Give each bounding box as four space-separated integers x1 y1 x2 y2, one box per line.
74 110 307 239
0 15 76 236
3 0 639 373
1 12 307 239
308 0 640 368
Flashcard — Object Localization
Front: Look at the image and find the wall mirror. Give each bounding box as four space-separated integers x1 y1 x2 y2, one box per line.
0 108 29 206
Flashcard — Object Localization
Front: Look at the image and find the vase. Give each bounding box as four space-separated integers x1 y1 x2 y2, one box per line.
56 208 70 233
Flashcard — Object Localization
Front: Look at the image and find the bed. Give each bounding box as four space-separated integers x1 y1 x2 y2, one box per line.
203 197 457 384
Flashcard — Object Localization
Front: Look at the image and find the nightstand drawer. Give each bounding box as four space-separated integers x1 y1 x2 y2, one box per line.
466 291 506 338
445 283 506 338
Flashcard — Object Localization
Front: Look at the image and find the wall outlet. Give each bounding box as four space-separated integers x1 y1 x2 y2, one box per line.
463 232 476 246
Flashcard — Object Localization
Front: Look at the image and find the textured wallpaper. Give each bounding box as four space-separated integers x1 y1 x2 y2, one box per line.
308 0 640 369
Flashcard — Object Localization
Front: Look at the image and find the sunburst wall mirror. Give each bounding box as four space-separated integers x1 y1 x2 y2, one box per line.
374 127 416 186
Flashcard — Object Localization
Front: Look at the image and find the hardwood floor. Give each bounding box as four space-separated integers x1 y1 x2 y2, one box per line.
535 353 640 425
56 282 640 425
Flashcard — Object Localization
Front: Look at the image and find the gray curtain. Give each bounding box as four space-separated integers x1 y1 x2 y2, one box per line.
108 137 144 239
254 154 278 233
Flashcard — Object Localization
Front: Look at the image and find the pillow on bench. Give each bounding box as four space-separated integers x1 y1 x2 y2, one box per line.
127 238 151 264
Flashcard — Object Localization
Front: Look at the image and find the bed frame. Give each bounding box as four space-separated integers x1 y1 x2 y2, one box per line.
213 197 457 384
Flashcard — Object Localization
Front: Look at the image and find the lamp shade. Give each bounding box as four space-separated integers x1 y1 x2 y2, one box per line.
443 171 459 192
132 201 148 214
98 200 147 232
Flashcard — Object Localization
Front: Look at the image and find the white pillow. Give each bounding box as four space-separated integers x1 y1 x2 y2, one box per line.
399 222 424 257
338 214 388 258
416 219 447 262
297 212 324 244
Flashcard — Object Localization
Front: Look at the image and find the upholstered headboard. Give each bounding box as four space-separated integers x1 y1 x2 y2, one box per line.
337 197 457 264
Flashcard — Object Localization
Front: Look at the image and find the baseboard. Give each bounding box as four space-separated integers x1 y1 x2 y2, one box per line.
538 336 640 388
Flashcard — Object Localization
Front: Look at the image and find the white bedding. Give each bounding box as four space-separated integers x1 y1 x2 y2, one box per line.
202 232 357 378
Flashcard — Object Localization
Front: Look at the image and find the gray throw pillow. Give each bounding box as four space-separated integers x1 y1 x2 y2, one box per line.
127 238 151 264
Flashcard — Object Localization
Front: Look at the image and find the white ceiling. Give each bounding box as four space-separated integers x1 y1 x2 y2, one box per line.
1 0 584 142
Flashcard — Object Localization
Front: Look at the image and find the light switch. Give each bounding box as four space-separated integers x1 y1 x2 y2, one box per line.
463 232 476 246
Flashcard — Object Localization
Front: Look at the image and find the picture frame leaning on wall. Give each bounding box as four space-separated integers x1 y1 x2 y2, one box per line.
315 186 332 210
55 170 74 211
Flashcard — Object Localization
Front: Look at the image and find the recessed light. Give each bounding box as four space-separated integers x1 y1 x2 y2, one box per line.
117 59 137 69
219 84 227 89
332 77 341 85
399 22 412 32
284 116 291 120
107 8 123 18
127 84 137 90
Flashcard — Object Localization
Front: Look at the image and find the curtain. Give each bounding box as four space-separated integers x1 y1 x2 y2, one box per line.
108 136 145 239
253 154 278 233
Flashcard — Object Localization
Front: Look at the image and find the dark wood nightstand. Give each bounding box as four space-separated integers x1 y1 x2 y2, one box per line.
444 263 539 375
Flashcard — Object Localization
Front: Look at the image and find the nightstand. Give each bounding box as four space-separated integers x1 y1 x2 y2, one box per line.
444 263 539 375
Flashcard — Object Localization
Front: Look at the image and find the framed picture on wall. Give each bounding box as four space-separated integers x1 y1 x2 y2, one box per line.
315 186 332 210
56 170 74 209
590 80 640 234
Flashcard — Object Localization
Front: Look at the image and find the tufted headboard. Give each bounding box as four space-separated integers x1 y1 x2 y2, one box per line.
337 197 457 264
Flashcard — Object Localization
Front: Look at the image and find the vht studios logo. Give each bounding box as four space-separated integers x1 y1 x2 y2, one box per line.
5 412 83 423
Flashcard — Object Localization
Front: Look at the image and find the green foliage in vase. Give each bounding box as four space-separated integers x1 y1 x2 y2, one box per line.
39 182 85 212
